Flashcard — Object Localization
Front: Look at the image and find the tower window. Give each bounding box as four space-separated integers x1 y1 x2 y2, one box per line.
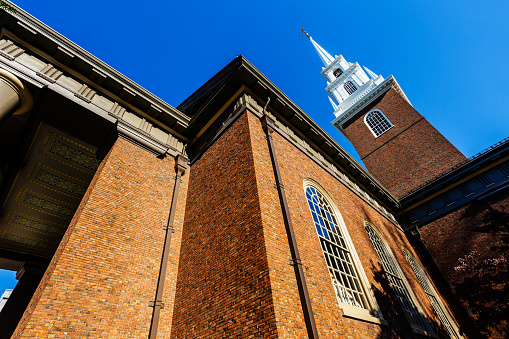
364 221 434 333
344 81 357 95
305 184 371 311
365 109 393 137
333 68 343 78
403 249 460 338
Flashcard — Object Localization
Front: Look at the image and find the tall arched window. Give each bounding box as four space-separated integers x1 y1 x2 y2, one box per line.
304 181 383 322
364 109 393 137
344 81 357 95
364 220 434 334
402 249 460 338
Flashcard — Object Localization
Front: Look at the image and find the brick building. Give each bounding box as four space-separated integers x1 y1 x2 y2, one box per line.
0 4 506 339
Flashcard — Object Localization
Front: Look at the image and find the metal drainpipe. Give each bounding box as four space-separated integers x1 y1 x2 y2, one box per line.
260 112 319 339
148 154 188 339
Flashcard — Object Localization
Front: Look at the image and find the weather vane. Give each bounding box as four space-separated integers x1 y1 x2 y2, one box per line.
301 27 311 41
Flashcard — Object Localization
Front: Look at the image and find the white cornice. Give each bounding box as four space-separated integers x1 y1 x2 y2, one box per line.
330 79 376 116
321 55 348 75
325 63 360 92
331 75 411 128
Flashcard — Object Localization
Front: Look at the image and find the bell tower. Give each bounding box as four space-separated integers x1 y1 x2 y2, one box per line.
305 33 467 198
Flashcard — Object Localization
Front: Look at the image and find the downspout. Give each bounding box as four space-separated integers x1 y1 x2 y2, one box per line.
148 154 188 339
260 105 319 339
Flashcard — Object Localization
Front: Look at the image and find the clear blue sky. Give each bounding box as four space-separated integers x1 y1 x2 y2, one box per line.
1 0 508 292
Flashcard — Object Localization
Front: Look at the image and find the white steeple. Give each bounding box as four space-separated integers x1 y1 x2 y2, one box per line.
304 32 387 120
363 66 379 80
309 38 335 67
328 97 338 110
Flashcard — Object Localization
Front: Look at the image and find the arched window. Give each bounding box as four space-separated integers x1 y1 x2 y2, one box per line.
333 68 343 78
364 220 434 334
402 249 460 338
344 81 357 95
304 181 383 322
364 109 393 137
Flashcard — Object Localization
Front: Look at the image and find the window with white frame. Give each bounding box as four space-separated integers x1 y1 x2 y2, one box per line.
402 249 460 338
364 220 434 334
304 182 383 322
344 81 357 95
365 110 393 137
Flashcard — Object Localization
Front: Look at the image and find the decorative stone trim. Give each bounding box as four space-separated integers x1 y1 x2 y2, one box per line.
75 84 96 103
321 54 349 75
15 21 38 44
89 68 107 85
120 87 136 103
0 39 24 60
0 36 185 156
0 67 33 116
112 108 184 156
332 76 411 128
54 46 74 66
325 62 360 92
36 64 63 83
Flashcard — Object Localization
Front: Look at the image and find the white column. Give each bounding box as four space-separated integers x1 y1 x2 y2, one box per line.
0 68 33 123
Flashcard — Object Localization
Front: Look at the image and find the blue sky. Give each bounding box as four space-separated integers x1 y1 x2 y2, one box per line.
1 0 508 292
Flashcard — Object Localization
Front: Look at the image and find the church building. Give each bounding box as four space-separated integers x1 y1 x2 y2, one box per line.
0 3 507 338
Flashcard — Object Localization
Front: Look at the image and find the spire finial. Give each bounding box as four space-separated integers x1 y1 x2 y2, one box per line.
301 27 312 41
303 31 335 67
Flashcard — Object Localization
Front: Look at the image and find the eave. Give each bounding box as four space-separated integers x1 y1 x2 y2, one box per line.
179 56 400 211
0 4 190 139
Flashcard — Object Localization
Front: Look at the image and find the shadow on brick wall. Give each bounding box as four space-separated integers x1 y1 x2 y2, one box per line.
452 202 509 338
370 261 449 339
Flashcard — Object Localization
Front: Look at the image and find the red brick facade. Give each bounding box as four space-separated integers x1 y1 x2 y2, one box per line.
170 112 278 338
12 138 189 338
247 110 457 338
419 189 509 286
342 88 466 198
9 104 465 338
417 188 509 338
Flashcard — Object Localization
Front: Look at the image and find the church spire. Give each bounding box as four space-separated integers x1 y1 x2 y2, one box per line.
309 38 335 67
302 29 334 66
304 33 388 119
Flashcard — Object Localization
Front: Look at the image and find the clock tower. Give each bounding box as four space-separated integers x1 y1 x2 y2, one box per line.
305 34 467 198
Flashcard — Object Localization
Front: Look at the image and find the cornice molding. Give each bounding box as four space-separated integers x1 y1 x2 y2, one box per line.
0 42 184 157
0 3 190 132
332 75 411 128
321 54 349 75
325 62 360 92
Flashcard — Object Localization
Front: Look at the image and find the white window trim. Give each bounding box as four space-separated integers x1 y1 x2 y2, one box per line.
303 179 386 325
402 247 463 338
343 80 358 95
364 109 393 138
364 220 437 337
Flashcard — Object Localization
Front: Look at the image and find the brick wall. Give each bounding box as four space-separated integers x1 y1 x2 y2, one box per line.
10 107 465 338
12 137 188 338
342 88 466 198
170 112 278 338
418 189 509 337
246 109 457 338
419 189 509 283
